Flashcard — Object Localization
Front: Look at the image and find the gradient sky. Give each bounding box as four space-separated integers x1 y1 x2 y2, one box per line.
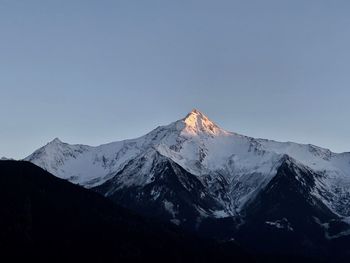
1 0 349 159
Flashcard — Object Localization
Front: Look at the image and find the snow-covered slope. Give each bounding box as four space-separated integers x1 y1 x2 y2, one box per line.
25 109 350 219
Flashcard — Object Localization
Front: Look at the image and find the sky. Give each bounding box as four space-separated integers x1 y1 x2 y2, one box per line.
1 0 349 159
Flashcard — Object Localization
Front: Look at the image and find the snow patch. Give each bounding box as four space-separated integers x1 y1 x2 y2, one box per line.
163 200 177 218
212 210 230 218
265 218 294 231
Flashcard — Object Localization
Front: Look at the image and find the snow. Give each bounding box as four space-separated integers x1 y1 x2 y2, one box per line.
315 216 350 240
342 217 350 225
150 188 161 200
25 109 350 218
326 229 350 239
266 218 294 231
212 210 230 218
163 200 177 218
25 137 148 187
181 109 227 137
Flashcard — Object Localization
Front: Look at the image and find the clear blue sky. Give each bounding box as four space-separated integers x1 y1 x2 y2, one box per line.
1 0 349 159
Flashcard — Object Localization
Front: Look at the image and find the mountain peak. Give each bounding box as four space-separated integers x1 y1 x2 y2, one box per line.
47 137 63 145
185 108 207 118
189 108 202 115
181 109 224 136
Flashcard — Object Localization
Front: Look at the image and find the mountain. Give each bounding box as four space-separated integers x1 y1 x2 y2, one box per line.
0 160 252 262
25 109 350 260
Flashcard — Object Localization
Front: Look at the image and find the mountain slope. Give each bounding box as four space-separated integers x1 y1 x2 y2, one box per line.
234 155 350 262
25 110 350 222
237 156 338 257
94 151 227 230
22 109 350 260
0 160 252 262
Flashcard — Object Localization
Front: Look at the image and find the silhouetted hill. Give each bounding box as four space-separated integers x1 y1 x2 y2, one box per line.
0 160 251 262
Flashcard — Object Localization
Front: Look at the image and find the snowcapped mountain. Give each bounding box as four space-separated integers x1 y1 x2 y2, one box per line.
25 109 350 232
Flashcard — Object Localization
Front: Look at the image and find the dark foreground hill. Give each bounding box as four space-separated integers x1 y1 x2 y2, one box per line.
0 160 252 262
